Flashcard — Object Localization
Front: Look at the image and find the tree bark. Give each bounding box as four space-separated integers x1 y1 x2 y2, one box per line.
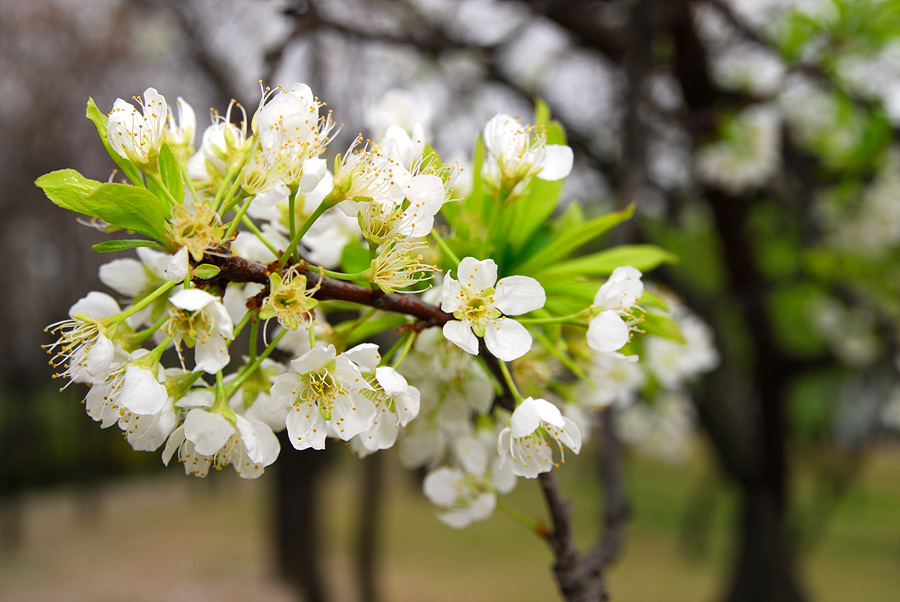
274 431 331 602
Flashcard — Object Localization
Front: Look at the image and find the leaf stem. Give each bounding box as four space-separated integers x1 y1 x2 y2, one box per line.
225 327 289 398
497 360 524 404
497 499 541 533
278 195 336 265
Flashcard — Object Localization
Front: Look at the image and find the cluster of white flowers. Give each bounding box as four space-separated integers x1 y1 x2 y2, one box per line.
574 292 719 460
694 105 781 195
42 81 711 528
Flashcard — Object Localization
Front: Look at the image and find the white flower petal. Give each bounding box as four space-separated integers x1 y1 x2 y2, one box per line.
443 321 479 356
162 426 185 466
163 247 190 283
440 276 462 313
331 392 376 440
297 157 327 193
194 334 230 374
85 335 116 379
286 403 327 450
423 467 463 506
494 276 545 315
457 257 497 292
536 144 574 181
510 397 542 437
183 409 233 456
234 415 261 463
69 291 120 318
594 266 643 310
290 344 336 374
169 288 216 311
483 317 532 361
343 343 381 373
99 259 148 297
120 365 167 415
587 311 630 353
453 435 488 476
374 366 408 396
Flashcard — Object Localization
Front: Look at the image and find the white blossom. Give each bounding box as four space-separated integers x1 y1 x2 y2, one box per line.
352 366 421 456
44 292 124 385
165 288 234 374
256 83 334 190
483 112 573 188
423 432 516 528
587 266 643 353
441 257 545 361
107 87 168 165
269 344 378 450
497 397 582 478
163 395 280 478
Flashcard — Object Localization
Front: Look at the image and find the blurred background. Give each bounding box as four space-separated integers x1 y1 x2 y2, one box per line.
2 0 899 600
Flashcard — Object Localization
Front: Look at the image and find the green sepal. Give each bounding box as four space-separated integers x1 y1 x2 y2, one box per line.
87 182 172 245
85 98 145 187
533 244 677 279
92 239 168 253
192 264 222 280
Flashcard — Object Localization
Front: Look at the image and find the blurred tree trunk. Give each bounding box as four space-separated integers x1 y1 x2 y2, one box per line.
274 430 331 602
668 7 806 602
357 453 384 602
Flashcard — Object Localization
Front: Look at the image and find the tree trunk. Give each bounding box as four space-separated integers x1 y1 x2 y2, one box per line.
274 431 330 602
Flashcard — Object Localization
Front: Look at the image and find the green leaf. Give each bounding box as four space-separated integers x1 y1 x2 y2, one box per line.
642 311 685 343
87 183 171 245
445 137 488 238
156 143 184 207
639 290 670 311
192 264 222 280
534 244 677 279
513 204 636 274
36 169 101 214
86 98 145 187
341 242 370 275
92 239 168 253
506 176 565 253
534 98 551 129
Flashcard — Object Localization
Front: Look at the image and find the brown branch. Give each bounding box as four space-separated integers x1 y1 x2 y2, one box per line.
480 338 608 600
538 470 608 602
594 407 631 567
196 249 453 327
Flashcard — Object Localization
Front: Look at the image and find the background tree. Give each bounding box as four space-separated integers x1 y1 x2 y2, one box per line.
3 1 900 601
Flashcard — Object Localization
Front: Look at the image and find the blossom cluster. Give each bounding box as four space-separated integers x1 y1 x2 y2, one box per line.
39 82 711 528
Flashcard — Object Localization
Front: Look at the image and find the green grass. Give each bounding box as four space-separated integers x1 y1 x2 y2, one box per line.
1 442 898 601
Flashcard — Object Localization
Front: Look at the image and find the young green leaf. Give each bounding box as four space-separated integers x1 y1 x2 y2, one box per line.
156 143 184 207
642 311 685 343
192 264 222 280
513 204 636 275
87 183 172 246
92 239 168 253
533 244 677 279
35 169 101 215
